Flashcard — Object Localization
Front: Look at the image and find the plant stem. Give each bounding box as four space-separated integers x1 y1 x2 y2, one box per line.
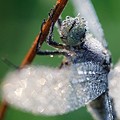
0 0 68 119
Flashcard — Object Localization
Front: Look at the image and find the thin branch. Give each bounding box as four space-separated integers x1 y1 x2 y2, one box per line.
0 0 68 119
0 101 7 120
21 0 68 67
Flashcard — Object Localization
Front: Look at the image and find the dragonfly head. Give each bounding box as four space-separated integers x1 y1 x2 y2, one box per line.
60 14 86 46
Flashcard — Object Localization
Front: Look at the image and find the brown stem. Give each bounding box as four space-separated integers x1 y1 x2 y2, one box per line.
0 0 68 120
21 0 68 67
0 101 7 120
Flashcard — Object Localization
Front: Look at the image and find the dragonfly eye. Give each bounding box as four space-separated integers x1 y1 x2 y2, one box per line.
60 14 86 46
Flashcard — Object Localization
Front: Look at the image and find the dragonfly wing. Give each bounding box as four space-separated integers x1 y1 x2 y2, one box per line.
71 0 107 47
109 60 120 118
70 62 108 106
2 66 76 115
2 62 108 115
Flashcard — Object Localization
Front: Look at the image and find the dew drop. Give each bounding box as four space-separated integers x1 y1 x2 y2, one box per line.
50 55 54 58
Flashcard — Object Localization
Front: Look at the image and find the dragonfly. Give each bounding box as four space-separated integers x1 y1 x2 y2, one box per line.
2 0 118 120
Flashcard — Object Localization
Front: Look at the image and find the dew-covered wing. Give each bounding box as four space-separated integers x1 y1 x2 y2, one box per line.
2 64 107 115
71 0 107 47
2 66 73 115
109 60 120 118
69 62 108 107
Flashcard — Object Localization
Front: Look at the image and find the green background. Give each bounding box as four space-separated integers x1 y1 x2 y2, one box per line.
0 0 120 120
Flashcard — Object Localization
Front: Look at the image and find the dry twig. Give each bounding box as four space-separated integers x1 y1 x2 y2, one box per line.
0 0 68 119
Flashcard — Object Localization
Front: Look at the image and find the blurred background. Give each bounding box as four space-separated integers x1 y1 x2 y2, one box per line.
0 0 120 120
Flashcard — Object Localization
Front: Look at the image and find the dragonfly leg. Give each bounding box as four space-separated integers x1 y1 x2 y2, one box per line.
36 49 67 56
46 22 66 49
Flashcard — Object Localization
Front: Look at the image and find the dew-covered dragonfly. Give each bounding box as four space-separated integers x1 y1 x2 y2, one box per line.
2 0 118 120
